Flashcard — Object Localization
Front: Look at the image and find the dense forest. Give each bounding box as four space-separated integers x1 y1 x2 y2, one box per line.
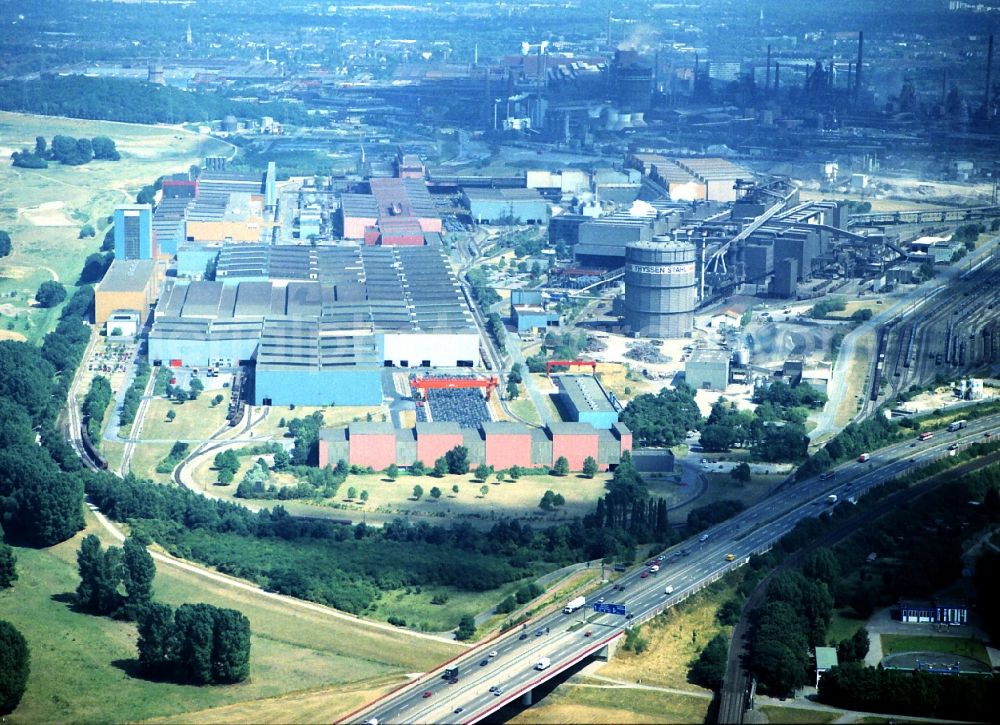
0 76 321 126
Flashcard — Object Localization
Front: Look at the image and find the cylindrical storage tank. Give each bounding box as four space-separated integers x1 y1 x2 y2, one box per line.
624 239 696 338
736 346 750 367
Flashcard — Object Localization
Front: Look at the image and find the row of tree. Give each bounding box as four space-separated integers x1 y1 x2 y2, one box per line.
620 383 702 448
11 134 120 168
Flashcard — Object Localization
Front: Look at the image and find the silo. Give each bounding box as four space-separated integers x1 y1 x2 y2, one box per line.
624 239 696 338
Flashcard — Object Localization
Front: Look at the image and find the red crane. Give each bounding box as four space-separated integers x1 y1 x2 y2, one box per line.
545 359 597 377
411 376 500 401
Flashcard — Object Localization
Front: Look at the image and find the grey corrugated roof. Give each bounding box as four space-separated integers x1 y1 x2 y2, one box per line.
98 259 157 293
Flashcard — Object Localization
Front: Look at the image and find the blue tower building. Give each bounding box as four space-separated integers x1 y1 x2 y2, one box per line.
114 204 155 260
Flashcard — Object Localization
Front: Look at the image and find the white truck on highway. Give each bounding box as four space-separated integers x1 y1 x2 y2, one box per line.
665 585 674 595
535 657 551 671
827 494 838 505
562 596 586 614
948 420 967 432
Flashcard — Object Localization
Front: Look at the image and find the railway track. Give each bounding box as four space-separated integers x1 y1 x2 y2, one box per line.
872 251 1000 408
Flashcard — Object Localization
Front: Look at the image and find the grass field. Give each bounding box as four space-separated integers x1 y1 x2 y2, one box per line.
0 111 232 343
327 471 609 523
880 634 991 663
128 441 175 482
509 683 710 724
368 581 528 633
758 705 840 723
826 609 867 646
509 396 543 425
0 514 460 723
597 582 736 692
140 395 230 441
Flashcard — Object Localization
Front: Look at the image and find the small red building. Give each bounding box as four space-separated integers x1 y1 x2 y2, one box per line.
549 422 599 471
483 421 533 470
416 422 465 466
346 422 397 470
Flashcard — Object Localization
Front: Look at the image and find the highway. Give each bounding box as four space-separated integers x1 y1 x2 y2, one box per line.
349 415 1000 725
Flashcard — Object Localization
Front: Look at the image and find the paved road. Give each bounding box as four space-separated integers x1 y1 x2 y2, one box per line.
349 415 1000 725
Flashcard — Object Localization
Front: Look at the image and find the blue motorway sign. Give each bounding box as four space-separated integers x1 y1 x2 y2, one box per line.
592 602 627 616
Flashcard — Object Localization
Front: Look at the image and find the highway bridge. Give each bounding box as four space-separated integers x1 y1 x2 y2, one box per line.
347 414 1000 725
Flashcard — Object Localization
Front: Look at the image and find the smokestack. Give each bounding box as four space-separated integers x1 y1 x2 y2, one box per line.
765 44 771 92
847 62 853 93
855 31 864 104
986 34 994 114
774 62 780 92
474 43 478 66
607 10 612 48
942 68 947 105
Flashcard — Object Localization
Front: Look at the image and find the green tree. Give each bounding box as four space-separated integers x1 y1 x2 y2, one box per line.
0 543 16 588
166 409 176 422
552 456 570 476
210 606 251 684
410 460 426 476
137 602 176 678
35 280 67 308
412 484 424 500
0 444 84 546
271 448 290 471
495 595 517 614
506 377 519 400
78 223 96 239
386 463 399 481
582 456 598 478
455 614 476 641
211 393 224 407
121 535 155 619
347 486 357 499
802 548 840 586
689 632 729 690
837 628 870 663
474 463 491 481
75 534 123 616
445 446 470 475
91 136 120 161
479 484 489 497
731 462 752 484
508 465 521 481
174 603 216 684
188 377 204 400
0 620 30 715
539 490 556 510
0 230 11 257
451 484 460 495
430 486 442 499
433 457 448 477
360 490 369 502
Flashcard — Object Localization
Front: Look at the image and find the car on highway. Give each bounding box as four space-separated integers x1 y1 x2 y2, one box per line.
644 559 655 566
640 571 649 579
479 659 489 666
699 534 709 542
489 650 498 658
535 629 544 637
725 553 736 561
489 685 498 693
422 691 433 698
584 630 593 637
597 596 605 603
454 707 464 714
494 687 504 696
448 677 458 684
985 431 993 438
519 632 528 640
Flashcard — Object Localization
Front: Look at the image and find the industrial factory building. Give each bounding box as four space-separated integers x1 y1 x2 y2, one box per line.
463 188 549 225
555 375 620 429
685 349 731 390
624 239 697 338
510 289 560 333
148 245 480 405
94 258 162 325
628 154 751 203
342 177 442 241
317 419 633 472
